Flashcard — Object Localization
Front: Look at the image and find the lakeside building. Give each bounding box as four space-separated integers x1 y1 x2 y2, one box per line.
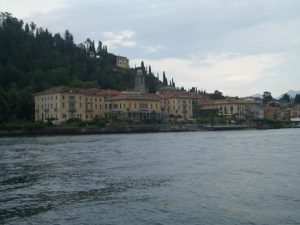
200 97 247 120
199 97 264 121
33 70 209 123
291 104 300 127
291 104 300 119
116 56 130 69
107 92 166 119
34 86 119 123
156 91 196 119
264 102 291 120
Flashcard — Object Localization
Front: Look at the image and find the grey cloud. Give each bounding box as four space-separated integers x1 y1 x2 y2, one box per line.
25 0 300 59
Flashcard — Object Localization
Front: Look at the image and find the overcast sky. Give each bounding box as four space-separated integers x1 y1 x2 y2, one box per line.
1 0 299 97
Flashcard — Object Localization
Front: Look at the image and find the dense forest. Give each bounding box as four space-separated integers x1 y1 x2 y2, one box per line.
0 12 170 123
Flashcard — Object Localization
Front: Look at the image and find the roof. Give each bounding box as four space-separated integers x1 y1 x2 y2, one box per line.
156 91 202 100
201 97 262 108
110 91 160 101
34 86 120 97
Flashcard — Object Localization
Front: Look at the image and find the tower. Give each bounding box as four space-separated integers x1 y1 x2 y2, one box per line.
134 69 145 93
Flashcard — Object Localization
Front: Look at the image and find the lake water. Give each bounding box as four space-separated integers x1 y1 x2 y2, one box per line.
0 129 300 225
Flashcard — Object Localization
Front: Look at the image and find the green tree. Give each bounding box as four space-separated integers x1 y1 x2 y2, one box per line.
162 71 168 86
210 90 225 99
0 12 167 123
280 93 291 103
294 94 300 104
263 91 273 104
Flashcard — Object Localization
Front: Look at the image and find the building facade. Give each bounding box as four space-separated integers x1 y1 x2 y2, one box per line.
34 86 106 123
107 92 166 119
199 97 264 121
157 91 195 119
116 56 130 69
34 72 199 122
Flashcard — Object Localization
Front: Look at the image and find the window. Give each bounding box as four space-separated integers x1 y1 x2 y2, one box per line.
139 103 148 110
62 96 64 100
62 102 65 108
69 102 75 109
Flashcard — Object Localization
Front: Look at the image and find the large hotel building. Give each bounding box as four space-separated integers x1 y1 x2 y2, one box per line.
34 70 197 123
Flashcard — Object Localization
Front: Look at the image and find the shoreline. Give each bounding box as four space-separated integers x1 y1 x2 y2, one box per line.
0 124 280 137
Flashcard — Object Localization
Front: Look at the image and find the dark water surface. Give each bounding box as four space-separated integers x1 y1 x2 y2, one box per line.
1 129 300 225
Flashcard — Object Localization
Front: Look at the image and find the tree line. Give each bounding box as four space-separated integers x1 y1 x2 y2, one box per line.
0 12 174 123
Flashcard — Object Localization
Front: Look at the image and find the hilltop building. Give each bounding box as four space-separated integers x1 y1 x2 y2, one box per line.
116 56 130 69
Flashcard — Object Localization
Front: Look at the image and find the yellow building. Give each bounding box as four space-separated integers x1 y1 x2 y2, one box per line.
107 91 166 119
156 91 195 119
116 56 130 69
201 97 247 120
291 104 300 119
34 86 107 123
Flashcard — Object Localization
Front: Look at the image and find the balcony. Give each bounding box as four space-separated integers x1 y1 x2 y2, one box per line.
85 109 93 113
